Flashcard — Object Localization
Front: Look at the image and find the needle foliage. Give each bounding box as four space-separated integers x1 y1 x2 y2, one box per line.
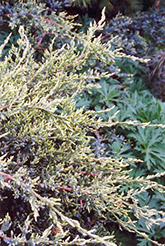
0 2 165 246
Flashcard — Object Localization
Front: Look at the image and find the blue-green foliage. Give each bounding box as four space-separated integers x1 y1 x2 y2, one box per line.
102 8 164 56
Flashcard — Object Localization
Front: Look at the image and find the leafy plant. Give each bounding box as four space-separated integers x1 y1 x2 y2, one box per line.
74 46 165 245
128 127 165 171
102 7 165 56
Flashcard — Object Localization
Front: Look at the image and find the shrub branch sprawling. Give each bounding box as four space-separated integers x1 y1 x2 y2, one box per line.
0 6 165 246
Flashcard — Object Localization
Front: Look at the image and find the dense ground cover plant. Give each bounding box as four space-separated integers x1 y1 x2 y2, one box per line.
75 57 165 172
0 0 77 60
0 1 165 245
0 14 164 246
74 49 165 245
102 7 165 56
0 0 164 59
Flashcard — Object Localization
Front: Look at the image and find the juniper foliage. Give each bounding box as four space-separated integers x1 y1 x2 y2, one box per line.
0 4 164 246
